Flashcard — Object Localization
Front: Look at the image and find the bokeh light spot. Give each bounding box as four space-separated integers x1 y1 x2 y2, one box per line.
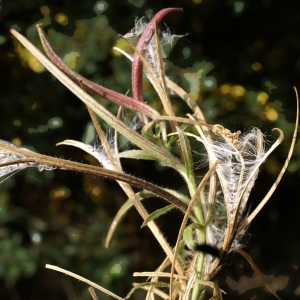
264 80 277 93
48 117 63 129
231 85 245 97
92 187 101 196
0 36 6 44
112 39 132 56
49 187 71 200
257 92 269 104
220 84 231 94
204 79 213 87
94 1 108 14
252 62 262 71
295 285 300 295
13 119 21 126
182 47 191 59
82 122 96 144
40 6 50 16
16 44 44 73
264 106 278 121
234 1 245 13
55 13 68 25
11 138 22 147
63 52 80 69
193 0 203 3
28 117 63 134
287 160 299 172
111 263 122 274
32 233 42 244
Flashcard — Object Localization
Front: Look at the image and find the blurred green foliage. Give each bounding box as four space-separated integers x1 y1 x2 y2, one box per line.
1 0 300 299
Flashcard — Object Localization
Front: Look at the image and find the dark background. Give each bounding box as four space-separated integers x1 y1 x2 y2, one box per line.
0 0 300 299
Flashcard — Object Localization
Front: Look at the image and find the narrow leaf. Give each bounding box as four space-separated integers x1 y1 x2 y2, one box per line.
183 223 204 250
141 204 176 228
118 150 158 160
177 127 194 179
105 189 191 247
105 190 155 248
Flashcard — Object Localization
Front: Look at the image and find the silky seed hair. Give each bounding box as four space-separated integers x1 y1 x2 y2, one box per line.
123 16 185 77
199 127 266 275
0 140 55 183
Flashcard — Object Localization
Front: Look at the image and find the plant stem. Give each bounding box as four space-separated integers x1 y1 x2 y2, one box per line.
191 231 206 300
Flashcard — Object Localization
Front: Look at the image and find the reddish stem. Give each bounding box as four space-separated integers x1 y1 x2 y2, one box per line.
36 24 159 119
131 8 183 103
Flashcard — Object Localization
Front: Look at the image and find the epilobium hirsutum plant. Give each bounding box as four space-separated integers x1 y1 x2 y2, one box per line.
6 7 298 300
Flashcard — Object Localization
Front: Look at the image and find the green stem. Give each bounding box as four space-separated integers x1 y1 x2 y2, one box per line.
186 178 205 226
184 176 207 300
191 230 206 300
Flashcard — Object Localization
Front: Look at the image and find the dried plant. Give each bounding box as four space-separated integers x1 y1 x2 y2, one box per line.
5 7 298 300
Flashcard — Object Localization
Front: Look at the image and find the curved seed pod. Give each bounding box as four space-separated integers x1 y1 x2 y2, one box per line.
131 8 183 104
36 24 159 119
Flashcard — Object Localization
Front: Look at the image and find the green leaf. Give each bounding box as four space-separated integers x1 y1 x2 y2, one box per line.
163 188 190 206
168 123 194 147
141 130 168 150
177 127 194 179
141 204 175 228
118 150 157 160
105 189 191 247
177 240 186 262
105 191 154 248
183 222 204 250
